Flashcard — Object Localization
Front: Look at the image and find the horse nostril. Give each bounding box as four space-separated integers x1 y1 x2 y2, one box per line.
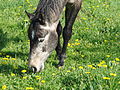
31 67 37 73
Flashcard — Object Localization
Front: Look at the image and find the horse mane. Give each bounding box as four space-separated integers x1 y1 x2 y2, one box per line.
35 0 49 13
33 0 65 23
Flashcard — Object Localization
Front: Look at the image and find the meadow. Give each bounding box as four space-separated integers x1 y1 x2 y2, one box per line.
0 0 120 89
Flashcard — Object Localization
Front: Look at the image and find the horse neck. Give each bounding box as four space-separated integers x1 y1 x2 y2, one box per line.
35 0 67 23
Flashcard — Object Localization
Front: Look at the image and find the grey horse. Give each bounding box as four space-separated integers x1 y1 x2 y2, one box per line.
26 0 82 73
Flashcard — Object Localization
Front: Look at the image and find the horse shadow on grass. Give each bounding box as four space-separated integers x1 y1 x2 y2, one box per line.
0 61 34 76
0 51 32 76
0 29 8 50
0 28 31 75
0 51 28 61
0 64 26 76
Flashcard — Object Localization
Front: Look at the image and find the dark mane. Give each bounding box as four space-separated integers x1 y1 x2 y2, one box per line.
35 0 49 13
34 0 66 23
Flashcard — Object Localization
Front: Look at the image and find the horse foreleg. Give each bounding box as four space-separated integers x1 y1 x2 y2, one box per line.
55 22 62 59
58 1 82 67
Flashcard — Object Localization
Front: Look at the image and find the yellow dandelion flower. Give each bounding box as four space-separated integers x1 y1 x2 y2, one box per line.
106 18 110 21
21 70 27 73
23 76 27 79
85 72 91 74
104 40 108 43
29 4 32 7
75 39 79 42
11 58 16 60
96 6 99 8
88 7 91 8
35 76 41 80
79 66 83 69
25 0 30 3
71 67 75 70
58 67 62 69
115 34 118 36
100 61 106 64
11 73 15 76
52 73 56 76
68 43 71 46
33 8 36 10
71 43 75 45
2 58 9 60
6 55 10 57
24 20 29 22
1 62 7 64
92 6 95 8
66 70 71 72
111 61 115 63
103 77 110 80
97 64 102 67
102 65 107 67
35 76 40 78
110 67 113 69
106 55 110 58
87 65 93 68
19 6 22 8
81 55 85 58
106 5 109 8
75 43 80 45
72 52 76 55
17 13 20 16
115 58 120 61
85 28 89 30
92 67 96 69
2 85 7 89
80 74 82 75
41 80 45 83
110 73 117 76
26 87 34 90
82 17 87 20
26 0 29 2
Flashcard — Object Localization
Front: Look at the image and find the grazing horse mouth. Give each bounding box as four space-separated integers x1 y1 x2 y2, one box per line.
29 59 45 73
31 67 37 73
30 65 43 73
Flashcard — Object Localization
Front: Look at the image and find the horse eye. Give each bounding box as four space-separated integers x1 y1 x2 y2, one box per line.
38 38 44 42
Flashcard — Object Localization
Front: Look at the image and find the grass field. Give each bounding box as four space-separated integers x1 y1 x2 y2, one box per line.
0 0 120 89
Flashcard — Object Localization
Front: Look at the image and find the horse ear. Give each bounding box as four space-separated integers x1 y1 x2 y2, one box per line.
25 10 34 20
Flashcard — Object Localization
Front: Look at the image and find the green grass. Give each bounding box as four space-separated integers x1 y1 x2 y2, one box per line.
0 0 120 89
